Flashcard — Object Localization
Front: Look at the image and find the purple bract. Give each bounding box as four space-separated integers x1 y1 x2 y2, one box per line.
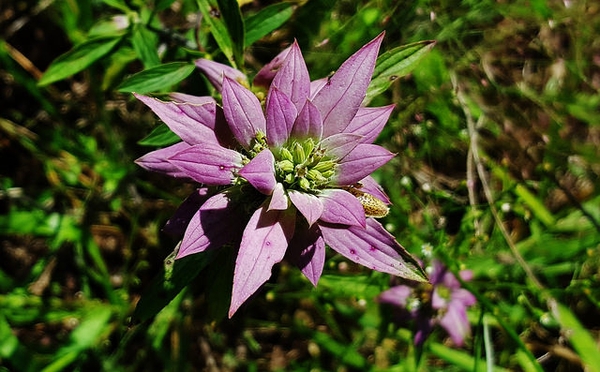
136 33 426 317
379 260 476 346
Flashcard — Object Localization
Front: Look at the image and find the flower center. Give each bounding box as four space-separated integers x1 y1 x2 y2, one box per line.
274 138 336 193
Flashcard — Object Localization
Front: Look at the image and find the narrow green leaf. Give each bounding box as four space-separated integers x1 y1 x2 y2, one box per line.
42 306 113 372
312 331 366 368
132 249 217 323
318 274 383 299
429 342 510 372
38 36 123 86
0 313 31 371
101 46 138 91
148 290 186 350
217 0 244 66
552 302 600 372
102 0 131 12
41 351 79 372
244 2 293 47
117 62 195 93
155 0 177 12
137 123 181 147
197 0 242 68
131 23 161 68
365 40 436 104
0 210 60 236
68 306 113 348
514 184 556 227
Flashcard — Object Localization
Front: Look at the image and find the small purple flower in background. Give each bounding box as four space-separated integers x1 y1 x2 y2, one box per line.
135 33 426 317
379 260 476 346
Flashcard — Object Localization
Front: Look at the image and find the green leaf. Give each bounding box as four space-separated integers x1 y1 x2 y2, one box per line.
365 40 436 104
244 2 294 47
514 184 556 227
312 331 367 368
155 0 177 12
68 306 113 348
0 210 61 236
117 62 195 93
318 274 383 299
148 290 186 350
132 249 217 323
88 16 130 38
551 302 600 372
38 36 123 86
429 342 510 372
137 123 181 147
0 313 32 371
101 0 131 12
41 305 113 372
217 0 244 66
131 23 161 68
197 0 244 68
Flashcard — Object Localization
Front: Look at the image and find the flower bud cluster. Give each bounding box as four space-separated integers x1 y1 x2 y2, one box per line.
275 138 335 192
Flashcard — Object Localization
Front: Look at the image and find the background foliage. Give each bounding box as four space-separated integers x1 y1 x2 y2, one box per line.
1 0 599 370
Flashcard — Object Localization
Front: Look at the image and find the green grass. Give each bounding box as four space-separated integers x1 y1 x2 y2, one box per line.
1 0 599 370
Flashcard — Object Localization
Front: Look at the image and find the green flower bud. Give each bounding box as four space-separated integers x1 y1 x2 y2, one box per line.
284 173 295 185
293 142 306 163
299 177 311 191
280 147 293 162
307 169 324 182
303 139 315 159
278 160 294 172
321 170 335 179
313 160 336 172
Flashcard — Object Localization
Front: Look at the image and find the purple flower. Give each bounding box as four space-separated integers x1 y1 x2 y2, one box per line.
135 33 426 317
379 260 476 346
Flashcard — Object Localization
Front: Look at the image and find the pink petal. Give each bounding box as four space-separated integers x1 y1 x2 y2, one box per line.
291 100 323 140
272 41 310 112
135 142 192 178
213 107 239 149
177 192 247 259
268 183 288 211
320 218 427 281
287 224 325 286
221 76 266 148
135 94 221 146
313 33 384 137
169 92 215 104
344 105 395 144
319 133 363 160
195 58 248 92
334 144 395 185
318 189 366 227
439 303 471 346
452 288 477 307
459 270 474 282
358 176 391 204
168 143 243 185
163 188 211 236
265 87 297 147
378 285 413 308
229 206 296 317
238 149 276 195
253 45 292 88
309 78 328 99
288 190 324 226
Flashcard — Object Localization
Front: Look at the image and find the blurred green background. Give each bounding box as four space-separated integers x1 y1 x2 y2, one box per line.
1 0 599 370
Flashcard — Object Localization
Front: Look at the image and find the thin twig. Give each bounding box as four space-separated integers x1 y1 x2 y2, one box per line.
452 72 544 290
3 41 43 80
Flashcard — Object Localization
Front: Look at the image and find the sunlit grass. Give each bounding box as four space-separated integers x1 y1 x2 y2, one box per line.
1 0 599 370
